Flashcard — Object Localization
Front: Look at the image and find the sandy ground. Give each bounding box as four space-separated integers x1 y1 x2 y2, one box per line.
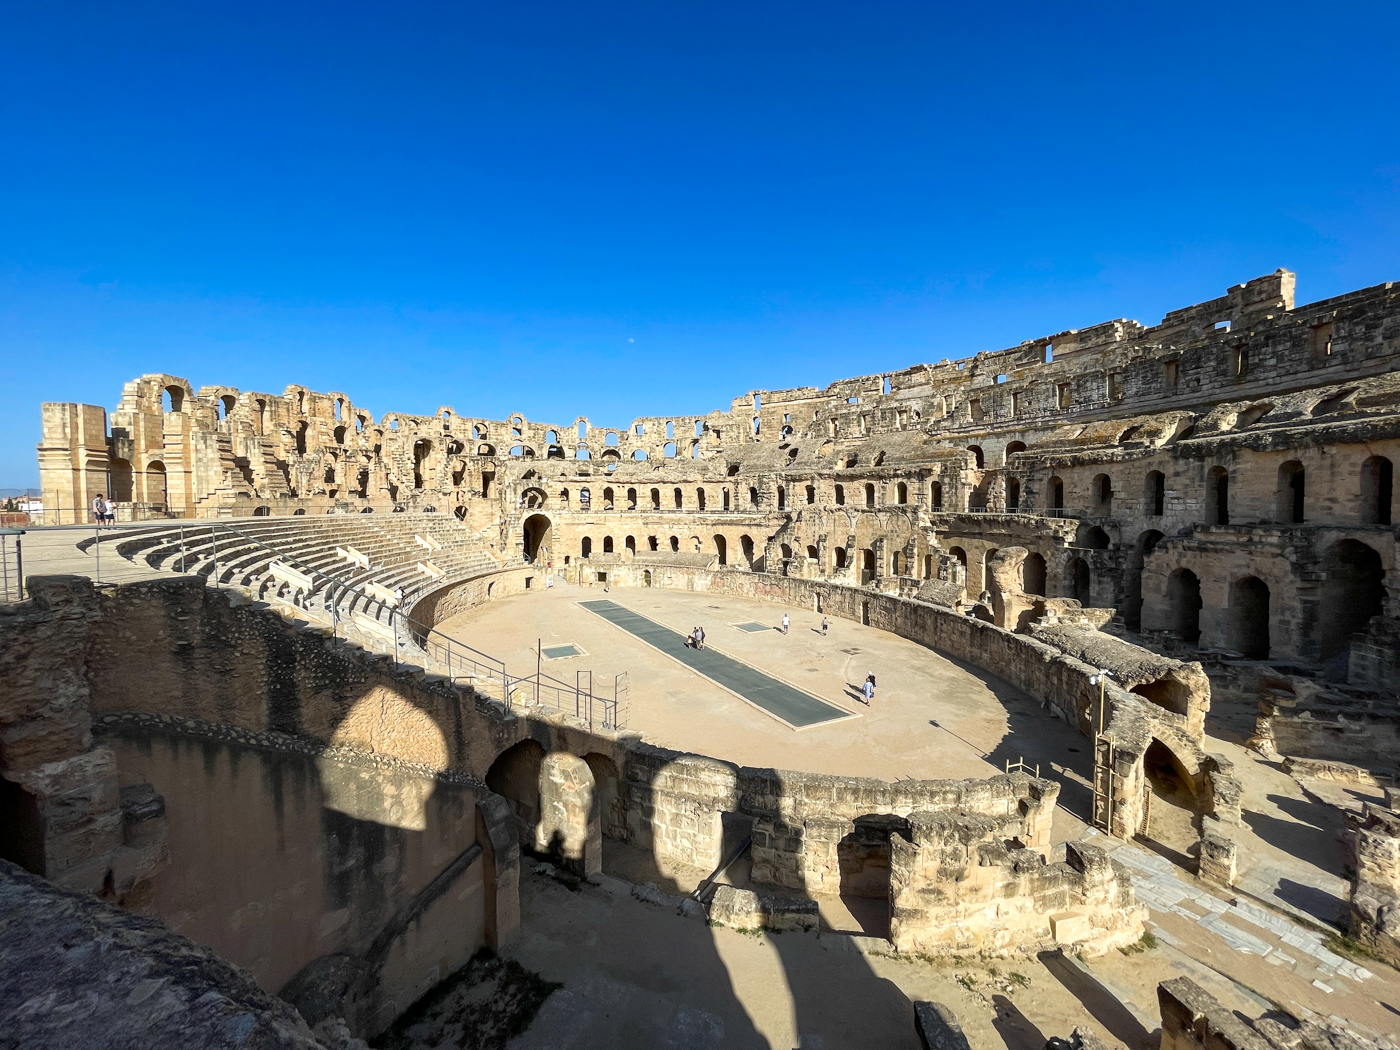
438 582 1099 816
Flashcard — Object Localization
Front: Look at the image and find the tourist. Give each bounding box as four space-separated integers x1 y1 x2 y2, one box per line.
104 497 116 524
92 493 105 525
864 673 876 704
696 626 705 651
687 627 698 649
820 616 829 636
781 613 790 635
394 585 404 608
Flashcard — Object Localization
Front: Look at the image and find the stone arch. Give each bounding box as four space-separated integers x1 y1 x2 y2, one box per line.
714 535 727 565
1319 539 1386 663
485 740 546 850
967 445 985 469
1230 576 1271 659
1169 568 1203 645
1361 455 1393 525
1022 552 1047 597
1145 470 1165 516
523 513 552 563
1278 460 1306 523
1091 473 1113 515
1048 475 1064 511
1206 466 1230 525
536 752 601 876
1067 557 1091 604
1124 530 1164 632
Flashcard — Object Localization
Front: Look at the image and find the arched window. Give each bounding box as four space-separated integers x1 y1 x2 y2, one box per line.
648 535 659 551
896 481 908 504
777 486 786 509
626 488 637 509
1022 552 1047 596
714 535 727 565
1145 471 1165 516
1049 476 1064 511
1361 456 1393 525
1207 467 1230 525
673 487 683 509
1092 474 1113 515
669 536 680 552
650 488 661 509
581 537 593 558
696 488 707 511
1067 557 1091 604
1169 569 1202 645
603 487 615 509
1278 461 1305 523
1320 540 1386 660
833 546 847 569
1006 477 1020 511
930 481 943 510
1230 577 1271 658
805 484 815 505
625 535 636 554
1005 440 1027 458
967 445 985 469
603 536 614 553
835 484 845 506
864 483 875 508
749 486 759 506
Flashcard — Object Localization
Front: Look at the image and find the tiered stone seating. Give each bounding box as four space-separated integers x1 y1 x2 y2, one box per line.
106 515 509 628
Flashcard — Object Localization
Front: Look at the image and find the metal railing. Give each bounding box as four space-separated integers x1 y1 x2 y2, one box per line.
0 529 24 602
90 520 627 730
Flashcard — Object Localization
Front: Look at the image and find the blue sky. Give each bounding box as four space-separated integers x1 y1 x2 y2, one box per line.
3 2 1399 487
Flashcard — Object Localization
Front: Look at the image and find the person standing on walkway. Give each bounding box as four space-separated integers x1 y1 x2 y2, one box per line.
820 616 830 636
696 626 705 651
781 613 790 635
92 493 105 525
104 497 116 524
394 585 405 608
862 673 876 705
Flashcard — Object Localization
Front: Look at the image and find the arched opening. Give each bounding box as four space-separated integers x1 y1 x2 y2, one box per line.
1142 739 1203 847
805 484 816 505
603 536 614 554
722 488 731 511
1124 530 1164 631
220 394 237 419
523 514 551 563
413 440 433 488
930 481 943 510
834 484 845 506
983 548 998 594
1278 461 1306 523
146 461 168 506
836 815 911 939
895 481 907 504
864 483 875 508
674 487 683 509
1168 569 1202 645
295 421 308 456
1005 440 1027 458
581 537 593 559
967 445 985 469
485 741 547 851
252 505 270 517
1320 540 1386 663
633 449 647 461
1080 526 1111 550
748 486 759 507
1206 466 1230 525
626 488 637 510
696 488 707 511
1049 476 1064 511
834 546 847 570
1145 471 1165 516
669 536 679 552
163 386 185 413
777 486 786 509
1230 576 1271 659
1361 456 1393 525
647 535 658 552
1067 557 1091 604
1022 552 1047 597
806 544 818 561
625 535 636 555
740 534 755 568
1092 473 1113 515
1006 477 1020 511
663 442 677 458
109 459 133 502
949 546 968 591
861 548 876 583
574 447 590 460
714 535 727 565
603 487 615 509
333 425 346 445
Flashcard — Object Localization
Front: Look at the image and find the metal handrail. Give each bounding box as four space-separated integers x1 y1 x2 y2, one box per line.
93 520 622 728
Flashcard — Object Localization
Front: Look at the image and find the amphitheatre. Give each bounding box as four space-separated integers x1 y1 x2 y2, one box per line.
5 267 1400 1049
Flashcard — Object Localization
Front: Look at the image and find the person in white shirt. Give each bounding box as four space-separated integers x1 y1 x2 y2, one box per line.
781 614 790 635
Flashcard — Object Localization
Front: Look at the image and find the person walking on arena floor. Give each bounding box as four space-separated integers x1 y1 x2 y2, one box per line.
862 673 876 705
820 616 829 636
696 626 705 651
781 613 790 635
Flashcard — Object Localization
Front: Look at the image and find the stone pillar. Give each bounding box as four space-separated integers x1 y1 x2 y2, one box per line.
38 403 110 526
475 794 521 949
535 752 601 877
1197 830 1238 887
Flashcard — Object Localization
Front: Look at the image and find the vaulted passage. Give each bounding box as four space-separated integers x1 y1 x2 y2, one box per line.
1230 576 1271 659
1319 539 1386 663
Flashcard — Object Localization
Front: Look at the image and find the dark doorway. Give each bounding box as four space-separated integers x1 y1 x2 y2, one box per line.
523 513 551 563
836 816 911 939
1022 552 1047 596
1230 577 1271 659
1361 456 1393 525
485 740 546 849
1168 569 1202 645
1319 540 1386 663
1207 467 1229 525
1067 557 1091 604
1278 461 1306 523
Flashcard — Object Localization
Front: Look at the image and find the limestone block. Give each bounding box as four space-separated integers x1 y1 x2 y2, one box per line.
1049 910 1091 945
1198 831 1238 887
708 885 818 932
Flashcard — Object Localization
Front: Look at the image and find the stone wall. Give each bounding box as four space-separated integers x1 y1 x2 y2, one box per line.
1350 802 1400 968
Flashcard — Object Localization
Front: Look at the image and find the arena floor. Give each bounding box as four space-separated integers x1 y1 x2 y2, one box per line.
435 580 1096 827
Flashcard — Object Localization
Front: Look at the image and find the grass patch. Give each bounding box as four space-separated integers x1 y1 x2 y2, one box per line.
1008 972 1030 988
1324 930 1379 964
1119 931 1159 956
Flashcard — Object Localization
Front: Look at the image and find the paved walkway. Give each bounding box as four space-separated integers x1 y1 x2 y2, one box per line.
580 599 854 729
